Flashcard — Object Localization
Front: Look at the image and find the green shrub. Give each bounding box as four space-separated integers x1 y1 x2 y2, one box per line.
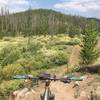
0 80 24 96
71 66 81 73
27 41 43 54
67 37 81 45
41 50 68 67
0 47 12 63
1 64 25 79
25 59 43 71
2 50 20 66
0 47 21 66
17 57 43 73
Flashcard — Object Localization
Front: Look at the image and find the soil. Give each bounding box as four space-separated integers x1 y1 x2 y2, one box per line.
33 74 100 100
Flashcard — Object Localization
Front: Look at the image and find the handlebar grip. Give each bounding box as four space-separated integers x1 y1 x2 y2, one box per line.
68 76 83 81
13 75 38 81
13 75 27 79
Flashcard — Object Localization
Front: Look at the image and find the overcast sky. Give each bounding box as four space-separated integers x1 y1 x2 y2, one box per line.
0 0 100 19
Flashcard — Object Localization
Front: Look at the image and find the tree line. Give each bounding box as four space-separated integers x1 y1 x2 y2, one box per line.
0 8 100 37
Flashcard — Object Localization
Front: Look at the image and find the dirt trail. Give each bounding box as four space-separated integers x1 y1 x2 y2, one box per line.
68 45 81 68
48 65 67 76
13 73 100 100
33 74 100 100
50 82 74 100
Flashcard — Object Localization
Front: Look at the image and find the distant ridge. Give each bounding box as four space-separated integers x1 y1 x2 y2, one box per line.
0 9 100 37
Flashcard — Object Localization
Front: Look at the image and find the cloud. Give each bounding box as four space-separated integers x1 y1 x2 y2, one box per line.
0 0 28 6
0 0 37 13
54 0 100 12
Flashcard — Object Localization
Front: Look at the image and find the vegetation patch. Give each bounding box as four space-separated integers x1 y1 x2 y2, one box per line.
0 35 78 98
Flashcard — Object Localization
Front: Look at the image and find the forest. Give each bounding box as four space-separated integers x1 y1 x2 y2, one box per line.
0 8 100 37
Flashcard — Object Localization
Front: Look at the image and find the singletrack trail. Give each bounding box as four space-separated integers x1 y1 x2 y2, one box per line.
67 45 81 68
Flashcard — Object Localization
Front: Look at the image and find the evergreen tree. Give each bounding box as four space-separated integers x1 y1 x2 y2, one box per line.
80 21 100 66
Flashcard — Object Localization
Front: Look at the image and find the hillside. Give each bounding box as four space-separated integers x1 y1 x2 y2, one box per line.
0 9 100 37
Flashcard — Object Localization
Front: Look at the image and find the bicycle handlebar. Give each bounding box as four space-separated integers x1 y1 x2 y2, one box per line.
13 73 83 83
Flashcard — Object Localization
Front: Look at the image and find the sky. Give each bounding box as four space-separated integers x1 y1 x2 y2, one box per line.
0 0 100 19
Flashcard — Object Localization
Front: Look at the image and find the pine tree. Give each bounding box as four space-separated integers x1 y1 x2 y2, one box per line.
80 21 100 66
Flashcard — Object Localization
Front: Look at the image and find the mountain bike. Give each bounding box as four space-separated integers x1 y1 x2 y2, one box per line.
13 73 83 100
